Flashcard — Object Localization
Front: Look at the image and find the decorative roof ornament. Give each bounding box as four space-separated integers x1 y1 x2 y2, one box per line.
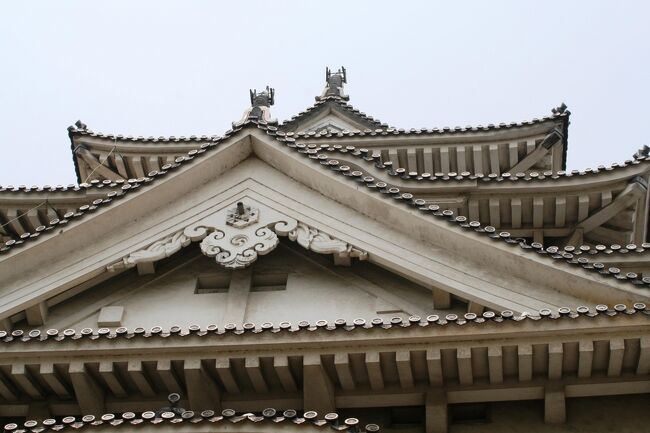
317 67 349 101
634 145 650 159
67 120 88 133
234 86 277 126
551 103 568 115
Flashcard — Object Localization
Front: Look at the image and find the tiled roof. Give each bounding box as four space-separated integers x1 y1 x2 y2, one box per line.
0 181 118 194
279 96 389 130
281 135 646 183
2 409 378 433
290 110 569 139
67 120 221 144
1 304 647 343
3 120 650 290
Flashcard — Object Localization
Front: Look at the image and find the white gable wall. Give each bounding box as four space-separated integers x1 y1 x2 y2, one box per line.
31 242 458 331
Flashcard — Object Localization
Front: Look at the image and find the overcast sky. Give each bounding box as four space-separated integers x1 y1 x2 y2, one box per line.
0 1 648 184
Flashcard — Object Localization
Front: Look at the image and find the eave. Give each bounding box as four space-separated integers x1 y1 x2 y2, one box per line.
2 122 650 334
0 311 647 418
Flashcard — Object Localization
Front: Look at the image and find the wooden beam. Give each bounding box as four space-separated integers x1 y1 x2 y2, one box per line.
489 144 500 175
40 363 71 399
432 288 451 310
4 209 26 237
427 349 443 386
467 302 484 315
366 352 385 390
425 389 448 433
607 339 625 377
577 195 590 221
113 153 128 178
578 181 646 233
157 360 183 394
457 348 473 385
555 197 566 227
245 357 268 394
533 197 544 229
223 268 252 325
548 343 563 380
26 401 50 421
440 147 450 173
578 341 593 378
334 353 356 391
488 346 503 384
127 360 156 397
423 149 434 174
637 337 650 375
25 302 48 327
456 147 467 173
388 149 400 169
144 156 160 174
136 262 155 276
468 198 479 222
274 355 298 392
24 209 40 233
77 147 125 181
544 382 566 424
11 364 42 399
126 156 146 179
184 359 221 411
508 143 551 174
488 198 500 228
472 145 483 174
0 370 18 401
69 362 105 415
396 351 414 389
511 198 522 229
518 344 533 382
215 358 240 394
303 354 335 414
406 149 417 173
508 142 519 168
98 361 128 398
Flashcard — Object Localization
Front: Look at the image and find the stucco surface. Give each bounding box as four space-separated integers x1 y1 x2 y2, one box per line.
35 241 460 331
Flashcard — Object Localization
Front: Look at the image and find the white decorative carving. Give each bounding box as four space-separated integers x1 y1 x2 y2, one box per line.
288 223 368 266
107 230 190 272
184 199 297 269
106 200 367 273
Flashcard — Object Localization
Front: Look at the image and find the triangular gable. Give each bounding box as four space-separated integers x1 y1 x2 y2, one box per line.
1 123 648 330
280 98 389 133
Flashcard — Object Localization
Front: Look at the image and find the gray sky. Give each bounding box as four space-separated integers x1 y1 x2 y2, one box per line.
1 1 648 184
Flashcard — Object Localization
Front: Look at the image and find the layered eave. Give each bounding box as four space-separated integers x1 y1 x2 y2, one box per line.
65 103 570 185
1 120 650 331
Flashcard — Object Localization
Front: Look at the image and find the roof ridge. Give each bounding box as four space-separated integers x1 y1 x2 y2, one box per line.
4 120 650 290
68 124 222 144
279 97 389 130
292 109 570 139
1 304 647 343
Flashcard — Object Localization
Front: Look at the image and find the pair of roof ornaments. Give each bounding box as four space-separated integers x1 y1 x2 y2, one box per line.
235 67 348 126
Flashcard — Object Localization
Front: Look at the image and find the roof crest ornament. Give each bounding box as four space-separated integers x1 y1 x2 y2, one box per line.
316 67 349 101
551 103 568 115
234 86 277 126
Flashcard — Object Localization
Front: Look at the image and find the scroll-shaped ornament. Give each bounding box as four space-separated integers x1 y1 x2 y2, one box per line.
107 230 190 272
183 199 297 269
288 222 368 266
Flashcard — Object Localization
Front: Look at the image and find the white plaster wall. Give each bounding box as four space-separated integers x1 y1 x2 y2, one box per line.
35 241 459 331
